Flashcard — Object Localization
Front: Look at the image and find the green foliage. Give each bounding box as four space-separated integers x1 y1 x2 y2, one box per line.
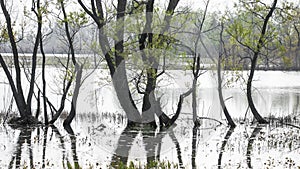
223 0 300 70
67 11 88 28
0 27 9 43
66 161 82 169
282 56 292 67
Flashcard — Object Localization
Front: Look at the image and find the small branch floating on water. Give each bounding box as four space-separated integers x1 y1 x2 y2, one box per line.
197 116 224 126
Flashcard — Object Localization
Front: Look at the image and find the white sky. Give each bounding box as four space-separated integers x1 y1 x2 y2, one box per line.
1 0 300 33
179 0 238 11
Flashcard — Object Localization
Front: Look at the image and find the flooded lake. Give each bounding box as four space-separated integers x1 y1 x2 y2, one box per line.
0 69 300 168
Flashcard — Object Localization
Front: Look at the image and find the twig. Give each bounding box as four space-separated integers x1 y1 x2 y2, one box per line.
197 116 224 126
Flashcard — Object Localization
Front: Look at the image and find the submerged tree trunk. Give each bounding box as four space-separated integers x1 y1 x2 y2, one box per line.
0 0 29 118
64 125 80 169
63 65 83 126
141 70 157 127
246 0 277 124
218 63 236 127
40 26 48 125
247 59 268 123
61 0 83 126
0 0 45 122
112 61 142 124
218 23 236 127
48 79 73 124
78 0 183 128
192 79 199 126
27 0 43 116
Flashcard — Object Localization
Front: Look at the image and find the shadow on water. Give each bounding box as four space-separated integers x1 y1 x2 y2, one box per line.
217 126 235 169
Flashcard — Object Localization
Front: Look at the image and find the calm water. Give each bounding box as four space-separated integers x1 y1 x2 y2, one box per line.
0 69 300 168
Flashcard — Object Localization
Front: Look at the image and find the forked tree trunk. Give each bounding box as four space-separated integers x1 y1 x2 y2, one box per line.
0 0 44 121
78 0 181 128
63 64 83 126
141 68 157 126
112 61 142 123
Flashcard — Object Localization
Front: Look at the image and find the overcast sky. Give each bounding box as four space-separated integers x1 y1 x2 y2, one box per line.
179 0 238 12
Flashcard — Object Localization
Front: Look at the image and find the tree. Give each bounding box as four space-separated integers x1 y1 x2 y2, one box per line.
0 0 45 124
226 0 278 124
58 0 84 127
178 7 236 127
218 21 236 127
49 0 89 126
77 0 193 128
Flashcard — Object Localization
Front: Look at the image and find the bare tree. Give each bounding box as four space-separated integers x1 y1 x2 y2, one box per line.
0 0 44 124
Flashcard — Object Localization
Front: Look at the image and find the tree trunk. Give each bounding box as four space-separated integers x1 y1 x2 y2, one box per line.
141 68 157 126
63 64 83 126
218 27 236 127
0 0 29 118
114 0 142 125
294 25 300 69
112 61 142 124
27 0 42 115
246 0 277 124
48 79 73 124
165 88 193 128
40 25 48 124
218 65 236 127
247 57 268 124
192 79 199 126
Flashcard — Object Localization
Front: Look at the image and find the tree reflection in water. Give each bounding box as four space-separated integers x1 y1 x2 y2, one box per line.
8 128 33 169
42 127 48 169
50 125 66 168
191 126 197 169
64 124 80 169
110 125 183 168
246 125 263 169
217 126 235 169
4 116 300 168
110 126 139 167
7 124 80 169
